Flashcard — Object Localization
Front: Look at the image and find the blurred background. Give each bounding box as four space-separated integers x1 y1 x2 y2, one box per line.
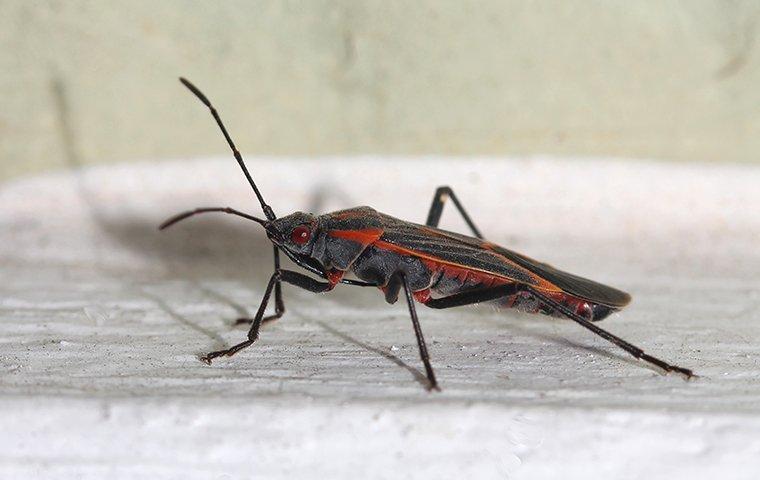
3 0 760 181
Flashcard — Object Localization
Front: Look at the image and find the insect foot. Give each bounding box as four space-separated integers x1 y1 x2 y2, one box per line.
200 341 254 365
427 382 442 393
668 364 697 380
199 351 224 365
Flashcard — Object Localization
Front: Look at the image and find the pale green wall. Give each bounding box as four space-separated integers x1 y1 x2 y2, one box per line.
2 0 760 180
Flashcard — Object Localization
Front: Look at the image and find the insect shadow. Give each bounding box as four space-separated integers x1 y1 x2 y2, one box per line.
51 73 359 280
314 321 430 389
51 75 410 379
139 287 228 350
489 313 649 373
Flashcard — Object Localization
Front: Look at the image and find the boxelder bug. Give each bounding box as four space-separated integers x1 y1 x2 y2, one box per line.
161 77 694 391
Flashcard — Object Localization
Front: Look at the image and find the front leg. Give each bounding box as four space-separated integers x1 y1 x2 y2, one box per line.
235 246 286 326
202 269 334 363
233 250 340 326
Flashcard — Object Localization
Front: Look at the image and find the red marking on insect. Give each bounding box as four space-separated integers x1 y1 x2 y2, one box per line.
329 228 383 245
375 239 562 293
537 291 594 320
333 210 361 220
413 289 431 303
425 260 506 289
576 301 593 319
326 269 344 287
291 225 311 245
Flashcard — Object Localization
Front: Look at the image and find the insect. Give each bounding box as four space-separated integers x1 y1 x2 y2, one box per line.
161 78 694 391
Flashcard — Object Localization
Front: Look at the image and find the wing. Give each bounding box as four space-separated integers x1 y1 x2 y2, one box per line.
376 214 631 308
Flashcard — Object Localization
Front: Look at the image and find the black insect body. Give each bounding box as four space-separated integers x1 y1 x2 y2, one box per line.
161 78 695 391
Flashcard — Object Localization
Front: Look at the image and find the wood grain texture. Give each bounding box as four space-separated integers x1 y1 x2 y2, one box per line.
0 157 759 478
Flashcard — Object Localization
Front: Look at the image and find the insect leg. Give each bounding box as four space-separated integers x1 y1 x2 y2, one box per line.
277 243 376 287
270 246 285 313
425 284 521 309
388 272 440 391
425 186 483 239
202 271 279 363
526 287 695 379
202 269 333 363
235 246 286 326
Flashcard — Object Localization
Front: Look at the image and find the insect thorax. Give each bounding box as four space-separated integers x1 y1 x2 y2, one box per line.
351 245 432 291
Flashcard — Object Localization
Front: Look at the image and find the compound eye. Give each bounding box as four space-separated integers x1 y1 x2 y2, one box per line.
290 225 311 245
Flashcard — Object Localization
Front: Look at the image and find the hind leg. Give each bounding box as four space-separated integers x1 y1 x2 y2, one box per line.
425 186 483 239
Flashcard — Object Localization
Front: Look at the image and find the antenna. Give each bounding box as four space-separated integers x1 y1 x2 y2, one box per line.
159 207 268 231
179 77 276 221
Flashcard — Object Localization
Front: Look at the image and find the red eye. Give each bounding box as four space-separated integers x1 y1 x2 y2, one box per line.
290 226 311 245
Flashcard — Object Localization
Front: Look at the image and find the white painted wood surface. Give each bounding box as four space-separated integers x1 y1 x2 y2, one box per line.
1 157 759 479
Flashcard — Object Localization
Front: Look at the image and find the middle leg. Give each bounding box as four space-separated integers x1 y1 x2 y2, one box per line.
387 272 440 391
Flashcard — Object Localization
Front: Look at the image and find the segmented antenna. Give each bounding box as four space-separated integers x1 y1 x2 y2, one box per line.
179 77 276 221
159 207 268 231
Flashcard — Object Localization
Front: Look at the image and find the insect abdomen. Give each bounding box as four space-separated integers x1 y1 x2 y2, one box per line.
426 260 510 295
507 290 616 321
424 260 617 321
